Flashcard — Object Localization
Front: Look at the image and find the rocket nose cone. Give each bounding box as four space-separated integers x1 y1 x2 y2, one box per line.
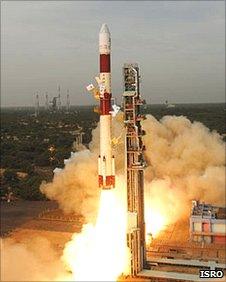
100 23 110 34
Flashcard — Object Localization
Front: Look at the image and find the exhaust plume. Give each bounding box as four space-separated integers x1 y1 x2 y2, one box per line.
0 237 71 281
2 114 225 281
143 115 225 234
40 117 125 223
41 114 225 227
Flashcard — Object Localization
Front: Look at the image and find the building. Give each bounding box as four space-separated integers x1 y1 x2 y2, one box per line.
190 200 226 244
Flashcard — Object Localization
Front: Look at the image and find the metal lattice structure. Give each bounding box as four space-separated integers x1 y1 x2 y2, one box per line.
66 90 70 112
35 93 40 117
123 63 146 275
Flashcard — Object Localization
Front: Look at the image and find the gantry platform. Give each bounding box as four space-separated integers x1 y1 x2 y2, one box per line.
137 219 226 281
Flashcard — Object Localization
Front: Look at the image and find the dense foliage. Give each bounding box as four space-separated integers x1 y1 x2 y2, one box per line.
1 106 98 200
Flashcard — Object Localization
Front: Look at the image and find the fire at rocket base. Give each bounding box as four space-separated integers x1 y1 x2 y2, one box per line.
87 23 115 189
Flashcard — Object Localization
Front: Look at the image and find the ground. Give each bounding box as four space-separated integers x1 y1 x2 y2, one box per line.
1 200 83 254
1 201 225 281
1 200 57 236
147 220 225 264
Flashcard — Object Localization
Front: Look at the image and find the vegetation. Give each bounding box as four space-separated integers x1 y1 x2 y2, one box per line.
1 106 98 200
1 104 224 200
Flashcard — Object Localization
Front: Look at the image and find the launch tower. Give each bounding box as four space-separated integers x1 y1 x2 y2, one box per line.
45 92 49 111
123 63 146 276
57 85 62 111
35 93 40 117
66 89 70 112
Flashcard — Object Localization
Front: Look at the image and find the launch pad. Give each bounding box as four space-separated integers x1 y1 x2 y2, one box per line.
143 220 225 281
3 202 225 281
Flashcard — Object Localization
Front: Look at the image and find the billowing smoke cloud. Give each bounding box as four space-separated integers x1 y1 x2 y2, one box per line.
41 114 225 228
2 114 225 281
143 115 225 230
41 149 100 223
40 114 125 223
0 237 71 281
61 177 130 281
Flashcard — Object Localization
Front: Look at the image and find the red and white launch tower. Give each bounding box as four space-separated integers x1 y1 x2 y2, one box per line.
87 24 115 189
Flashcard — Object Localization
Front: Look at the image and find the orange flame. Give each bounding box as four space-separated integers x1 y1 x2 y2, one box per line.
145 208 167 244
62 187 129 281
61 180 169 280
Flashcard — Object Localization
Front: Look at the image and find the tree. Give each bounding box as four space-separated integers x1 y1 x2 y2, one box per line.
19 174 46 200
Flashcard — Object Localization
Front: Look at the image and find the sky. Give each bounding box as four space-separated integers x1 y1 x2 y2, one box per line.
1 1 225 107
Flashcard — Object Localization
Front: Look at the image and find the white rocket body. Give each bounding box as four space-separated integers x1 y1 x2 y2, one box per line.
97 24 115 189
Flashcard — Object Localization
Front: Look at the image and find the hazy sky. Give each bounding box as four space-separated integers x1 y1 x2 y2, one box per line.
1 1 225 107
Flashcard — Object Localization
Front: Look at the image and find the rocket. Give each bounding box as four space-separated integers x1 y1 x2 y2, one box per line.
98 24 115 189
87 24 115 189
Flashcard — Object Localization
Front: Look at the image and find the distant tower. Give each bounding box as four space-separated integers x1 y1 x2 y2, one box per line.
57 85 61 110
35 93 39 117
52 97 57 112
45 92 49 111
66 89 70 112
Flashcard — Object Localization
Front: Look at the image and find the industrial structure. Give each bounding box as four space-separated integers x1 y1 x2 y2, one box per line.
34 93 40 117
190 200 226 244
123 63 146 275
121 64 226 281
49 96 59 112
73 129 85 151
66 89 70 112
33 87 71 114
45 92 49 111
87 23 115 189
57 85 62 111
45 86 62 112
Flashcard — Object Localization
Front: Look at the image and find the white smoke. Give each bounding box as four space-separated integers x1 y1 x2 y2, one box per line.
143 115 225 227
2 114 225 281
40 113 125 223
41 114 225 225
0 237 71 281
